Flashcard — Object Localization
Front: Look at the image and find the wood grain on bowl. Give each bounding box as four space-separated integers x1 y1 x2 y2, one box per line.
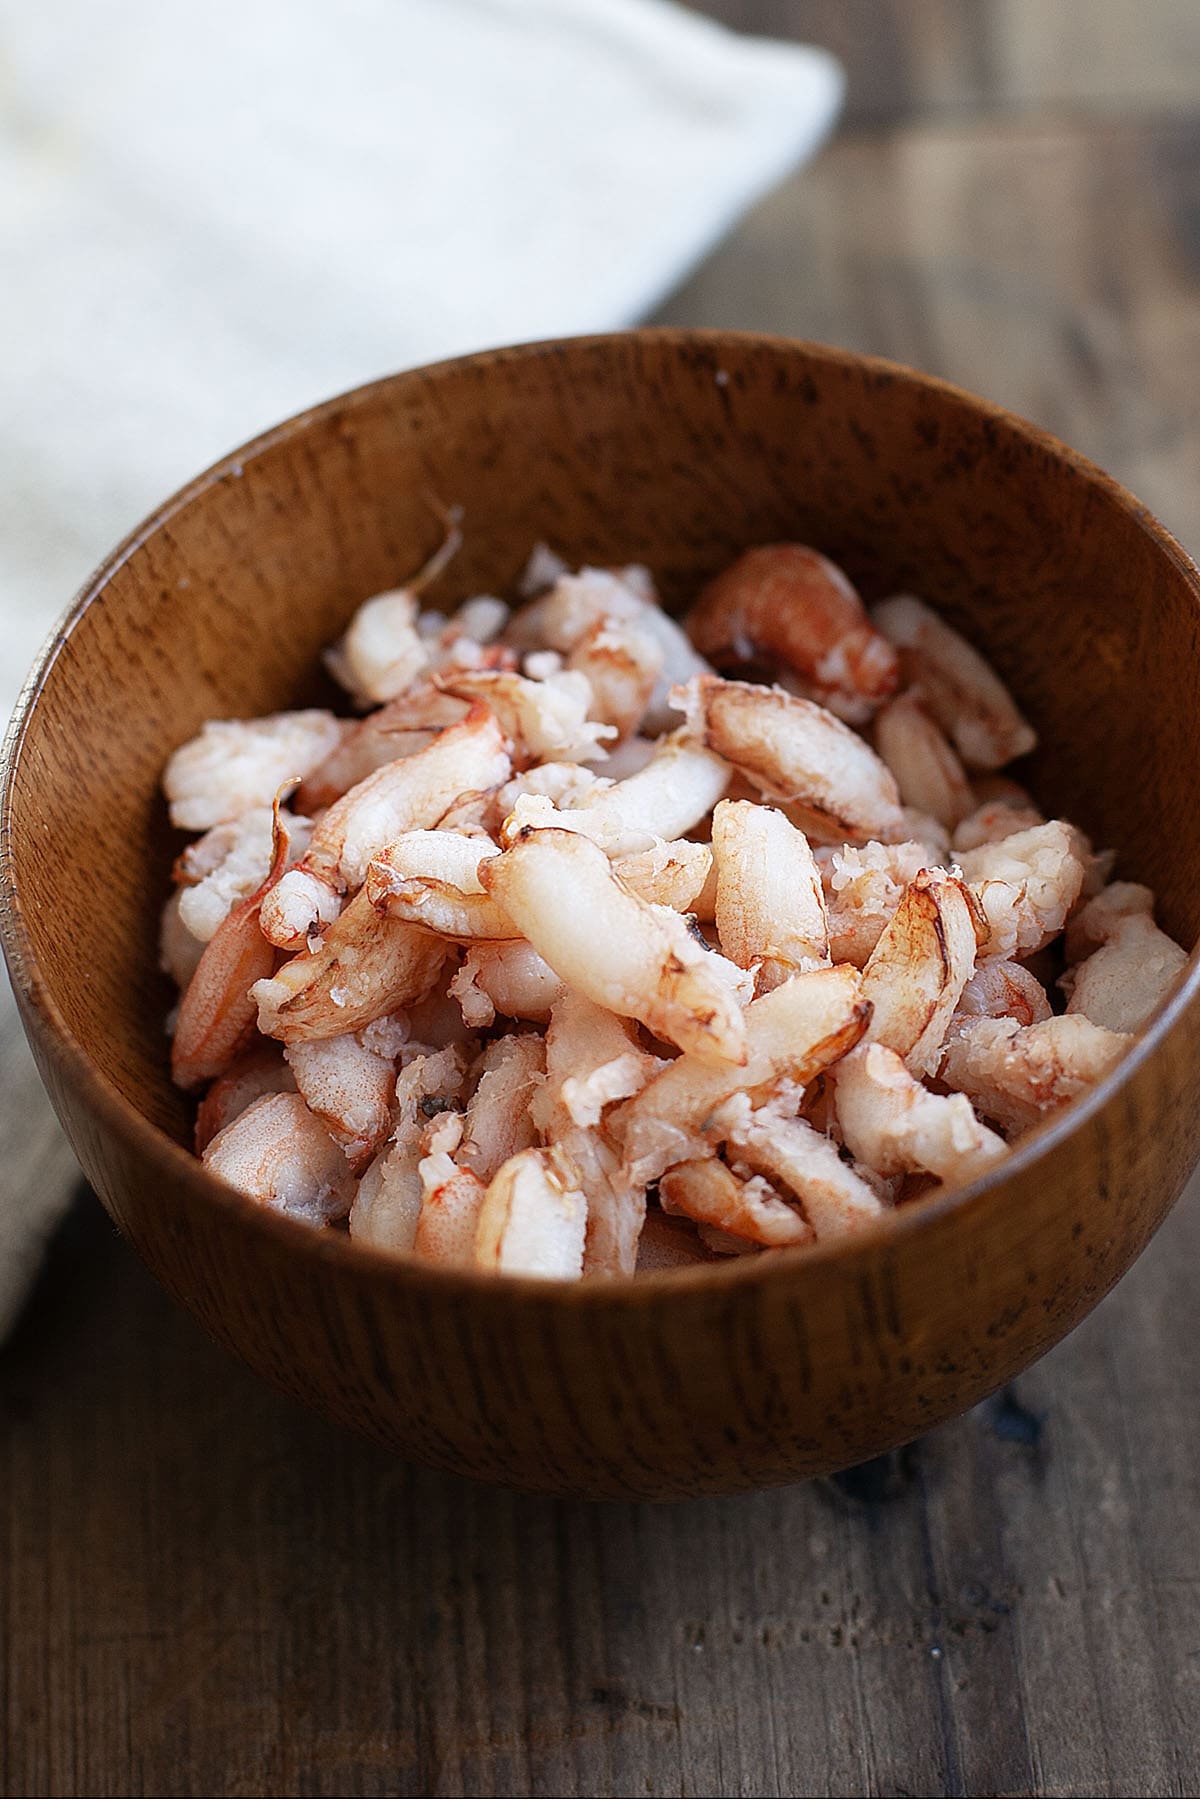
2 332 1199 1498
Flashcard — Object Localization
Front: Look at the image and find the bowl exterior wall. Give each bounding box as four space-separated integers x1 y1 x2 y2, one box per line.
16 968 1200 1500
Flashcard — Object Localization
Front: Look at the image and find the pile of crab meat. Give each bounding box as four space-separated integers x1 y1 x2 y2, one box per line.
159 535 1189 1279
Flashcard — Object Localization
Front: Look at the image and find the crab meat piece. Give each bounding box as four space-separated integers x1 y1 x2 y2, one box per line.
501 730 731 857
834 1042 1007 1183
284 1030 399 1173
366 831 513 941
685 542 898 724
957 821 1085 960
956 959 1052 1027
325 587 430 707
296 722 439 812
873 690 973 830
611 840 713 915
566 614 664 740
176 805 315 943
861 871 983 1076
714 1092 888 1238
872 595 1036 770
1060 884 1188 1033
253 890 449 1042
817 839 942 967
498 761 606 814
660 1158 813 1246
473 1146 588 1279
172 804 291 1090
952 776 1045 852
711 799 829 991
458 1035 545 1183
531 992 654 1277
939 1014 1133 1137
164 709 342 831
262 704 511 948
160 890 206 991
323 508 464 705
480 827 751 1066
348 1046 470 1254
411 1113 488 1266
298 684 480 814
672 675 903 845
449 940 565 1028
613 964 869 1186
194 1042 297 1153
307 703 511 894
527 564 712 732
202 1092 356 1224
1064 882 1155 960
438 666 614 764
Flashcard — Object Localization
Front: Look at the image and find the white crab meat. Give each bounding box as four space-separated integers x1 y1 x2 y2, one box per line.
164 709 342 831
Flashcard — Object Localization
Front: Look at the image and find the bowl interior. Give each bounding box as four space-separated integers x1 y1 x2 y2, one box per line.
6 333 1200 1160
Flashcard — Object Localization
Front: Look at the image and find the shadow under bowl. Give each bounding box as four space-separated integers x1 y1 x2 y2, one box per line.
3 331 1199 1499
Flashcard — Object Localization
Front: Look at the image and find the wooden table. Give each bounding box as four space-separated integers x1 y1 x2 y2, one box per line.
4 5 1200 1794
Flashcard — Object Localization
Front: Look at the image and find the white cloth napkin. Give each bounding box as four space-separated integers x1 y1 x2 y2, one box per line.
0 0 841 1338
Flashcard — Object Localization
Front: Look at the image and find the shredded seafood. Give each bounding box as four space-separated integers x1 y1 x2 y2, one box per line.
158 534 1189 1278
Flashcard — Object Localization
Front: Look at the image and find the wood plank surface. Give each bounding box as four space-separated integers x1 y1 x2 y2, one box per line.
4 11 1200 1798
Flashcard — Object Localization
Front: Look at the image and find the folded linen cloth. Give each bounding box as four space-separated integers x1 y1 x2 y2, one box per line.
0 0 841 1338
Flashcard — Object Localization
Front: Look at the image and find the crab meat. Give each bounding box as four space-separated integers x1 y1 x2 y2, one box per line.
939 1013 1133 1137
613 964 869 1186
672 675 903 845
458 1035 545 1183
529 564 711 732
449 940 565 1028
1060 884 1189 1032
713 1091 889 1238
367 830 514 941
501 730 731 857
956 959 1052 1027
711 799 829 991
480 827 751 1066
284 1030 399 1173
531 992 654 1277
685 542 899 724
411 1114 488 1266
873 691 973 830
202 1092 357 1224
873 595 1036 769
194 1042 297 1153
164 709 342 831
473 1146 588 1279
441 665 615 765
566 614 664 740
861 871 983 1076
660 1158 813 1246
834 1042 1007 1183
817 839 942 967
253 890 449 1043
957 821 1086 960
348 1047 470 1254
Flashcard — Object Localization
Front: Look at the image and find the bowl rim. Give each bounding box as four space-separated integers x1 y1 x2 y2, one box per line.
4 326 1199 1306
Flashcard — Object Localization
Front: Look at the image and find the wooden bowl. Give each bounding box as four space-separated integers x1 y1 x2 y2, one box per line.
4 332 1199 1500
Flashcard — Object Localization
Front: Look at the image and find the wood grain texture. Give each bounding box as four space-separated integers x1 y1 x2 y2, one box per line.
6 329 1200 1506
2 1179 1198 1797
687 1 1200 123
4 10 1200 1794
